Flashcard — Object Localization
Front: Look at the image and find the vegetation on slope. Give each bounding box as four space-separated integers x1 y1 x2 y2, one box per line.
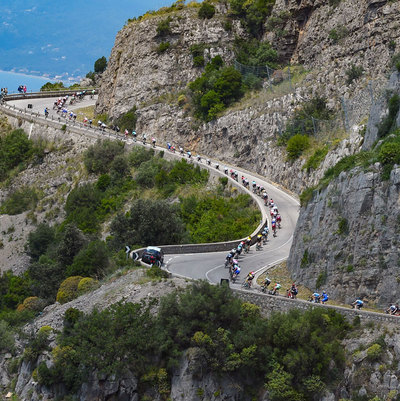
32 281 350 400
0 134 260 327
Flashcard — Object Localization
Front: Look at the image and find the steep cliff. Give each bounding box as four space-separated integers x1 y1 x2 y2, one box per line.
287 71 400 306
96 0 400 193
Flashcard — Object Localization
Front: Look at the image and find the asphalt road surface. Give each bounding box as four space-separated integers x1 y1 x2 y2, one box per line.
8 96 300 288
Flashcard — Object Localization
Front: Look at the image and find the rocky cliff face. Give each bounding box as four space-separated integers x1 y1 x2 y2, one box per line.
96 0 400 193
287 164 400 306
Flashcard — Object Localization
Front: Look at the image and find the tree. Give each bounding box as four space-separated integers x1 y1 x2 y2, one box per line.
56 224 87 267
94 56 107 74
198 2 215 19
66 240 110 278
109 199 186 249
29 256 65 301
27 223 56 261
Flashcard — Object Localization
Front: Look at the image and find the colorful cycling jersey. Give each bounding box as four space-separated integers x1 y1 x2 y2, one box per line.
275 283 281 289
356 299 363 305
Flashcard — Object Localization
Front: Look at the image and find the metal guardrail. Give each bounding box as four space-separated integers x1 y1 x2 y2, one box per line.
3 89 98 102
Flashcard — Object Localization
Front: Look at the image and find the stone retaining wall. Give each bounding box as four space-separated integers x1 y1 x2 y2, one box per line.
233 289 400 326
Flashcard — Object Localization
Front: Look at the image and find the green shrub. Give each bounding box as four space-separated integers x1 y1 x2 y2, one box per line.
65 183 102 232
303 146 329 172
156 17 172 37
377 94 400 139
286 134 310 160
94 56 107 73
229 0 275 37
40 82 65 91
84 139 125 174
378 141 400 166
193 55 205 67
282 96 333 142
299 187 316 207
337 217 349 235
0 187 39 215
198 2 215 19
0 320 15 353
189 58 243 121
300 249 311 268
391 53 400 72
56 276 83 304
17 296 44 312
345 64 364 85
234 39 278 70
27 223 56 261
367 343 382 361
315 271 328 289
128 147 155 167
147 265 169 279
114 107 137 133
328 25 348 43
0 128 36 182
66 240 110 278
110 198 187 249
157 41 170 53
243 73 263 90
77 277 98 294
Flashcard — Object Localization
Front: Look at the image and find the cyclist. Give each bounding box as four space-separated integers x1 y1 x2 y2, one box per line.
245 271 255 288
245 236 251 252
142 133 147 144
290 283 298 299
132 131 137 142
167 142 171 150
125 129 129 140
262 191 268 205
224 166 228 174
256 234 262 250
197 155 201 162
207 159 211 165
352 299 364 309
252 181 256 193
179 146 184 155
187 151 192 159
312 292 320 303
271 218 277 236
276 214 282 228
321 291 329 304
231 264 241 281
244 178 249 188
261 228 268 244
215 163 219 170
152 137 156 148
271 282 281 295
44 107 49 117
234 171 238 181
261 277 271 292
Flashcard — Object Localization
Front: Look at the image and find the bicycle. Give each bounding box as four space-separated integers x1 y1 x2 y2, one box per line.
256 242 262 251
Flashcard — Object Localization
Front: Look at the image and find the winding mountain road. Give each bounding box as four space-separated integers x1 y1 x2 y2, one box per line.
4 95 300 287
2 93 400 324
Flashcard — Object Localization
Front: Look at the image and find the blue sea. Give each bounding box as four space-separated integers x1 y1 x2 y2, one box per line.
0 70 59 93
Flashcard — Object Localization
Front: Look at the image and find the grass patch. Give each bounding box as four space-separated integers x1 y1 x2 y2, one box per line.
257 261 312 300
74 105 95 122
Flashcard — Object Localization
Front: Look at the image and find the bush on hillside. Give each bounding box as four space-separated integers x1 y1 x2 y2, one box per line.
229 0 275 37
56 276 83 304
109 198 186 249
345 64 364 85
94 56 107 74
189 57 243 121
156 17 172 37
0 187 39 215
234 39 278 70
286 134 310 160
29 256 65 301
27 223 56 261
65 184 102 232
0 129 35 182
84 139 125 174
198 2 215 19
77 278 98 295
113 107 137 132
66 240 110 278
157 41 170 53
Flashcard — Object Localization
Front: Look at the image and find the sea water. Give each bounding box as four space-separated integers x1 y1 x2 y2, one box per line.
0 70 57 94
